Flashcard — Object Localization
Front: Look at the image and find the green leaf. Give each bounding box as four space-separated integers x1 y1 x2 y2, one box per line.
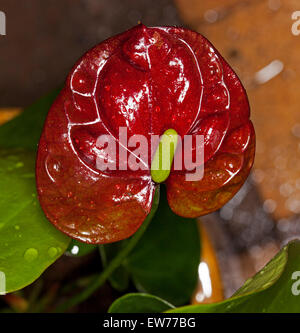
168 240 300 313
0 149 70 293
102 186 200 305
0 89 60 151
108 293 175 313
125 186 200 306
99 242 130 292
66 239 97 257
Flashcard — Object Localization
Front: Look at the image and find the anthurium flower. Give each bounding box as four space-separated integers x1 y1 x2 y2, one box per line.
36 24 255 244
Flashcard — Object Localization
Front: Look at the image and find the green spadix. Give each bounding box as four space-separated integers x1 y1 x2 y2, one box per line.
151 129 178 183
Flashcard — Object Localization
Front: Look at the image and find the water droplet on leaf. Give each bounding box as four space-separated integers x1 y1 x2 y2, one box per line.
24 248 38 262
15 162 24 168
48 247 58 258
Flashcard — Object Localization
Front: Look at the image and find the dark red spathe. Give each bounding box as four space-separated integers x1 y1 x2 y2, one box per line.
36 24 255 244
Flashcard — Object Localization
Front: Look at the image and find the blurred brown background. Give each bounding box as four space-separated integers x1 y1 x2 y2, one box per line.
174 0 300 298
0 0 182 106
1 0 300 302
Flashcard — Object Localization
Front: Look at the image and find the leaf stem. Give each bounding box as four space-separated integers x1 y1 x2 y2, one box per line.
54 188 160 313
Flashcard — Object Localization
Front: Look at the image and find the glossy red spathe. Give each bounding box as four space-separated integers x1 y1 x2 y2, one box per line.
36 24 255 244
